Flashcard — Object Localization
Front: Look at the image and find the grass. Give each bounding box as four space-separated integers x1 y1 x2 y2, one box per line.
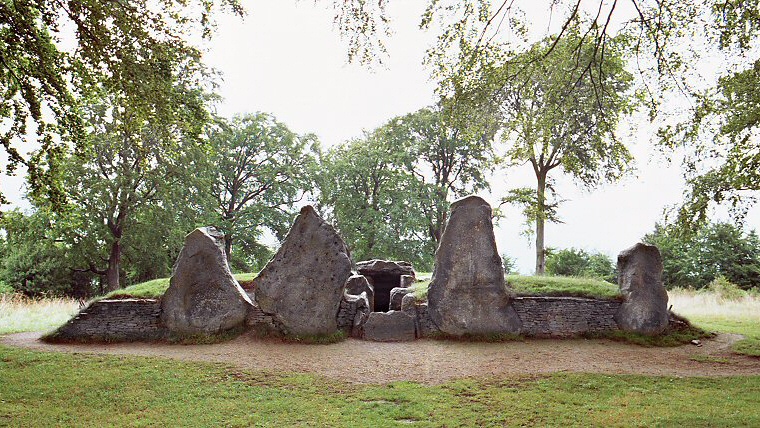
104 272 257 300
507 275 621 299
669 288 760 357
0 294 80 335
1 345 760 426
411 275 620 301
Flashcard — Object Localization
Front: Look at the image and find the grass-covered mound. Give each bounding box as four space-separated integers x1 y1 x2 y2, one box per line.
409 274 620 301
507 275 621 300
103 273 257 300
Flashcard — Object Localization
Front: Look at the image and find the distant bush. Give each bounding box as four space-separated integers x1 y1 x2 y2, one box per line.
0 281 13 295
545 248 616 283
705 276 747 302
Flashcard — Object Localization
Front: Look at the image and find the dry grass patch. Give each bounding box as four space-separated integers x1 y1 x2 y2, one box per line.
0 294 80 335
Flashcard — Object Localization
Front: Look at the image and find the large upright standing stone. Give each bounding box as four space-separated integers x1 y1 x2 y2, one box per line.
254 205 352 336
614 243 669 335
427 196 521 336
161 227 252 336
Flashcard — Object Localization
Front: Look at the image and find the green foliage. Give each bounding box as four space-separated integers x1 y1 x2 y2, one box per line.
643 222 760 289
205 113 317 270
3 346 760 426
317 125 433 269
0 0 243 205
507 275 621 300
501 254 517 275
0 210 92 296
546 248 617 283
487 24 634 274
705 276 747 302
0 281 12 295
317 105 495 270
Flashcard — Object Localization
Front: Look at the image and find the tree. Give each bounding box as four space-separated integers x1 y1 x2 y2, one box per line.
317 129 432 269
0 209 80 296
47 57 211 291
545 247 616 283
205 113 317 269
493 27 635 274
0 0 243 206
387 105 497 249
328 1 760 229
643 222 760 290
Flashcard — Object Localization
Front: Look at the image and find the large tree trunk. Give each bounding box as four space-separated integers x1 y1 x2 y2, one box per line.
105 239 122 291
535 171 547 275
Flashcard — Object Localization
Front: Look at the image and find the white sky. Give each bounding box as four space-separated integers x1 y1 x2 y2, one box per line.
2 0 759 273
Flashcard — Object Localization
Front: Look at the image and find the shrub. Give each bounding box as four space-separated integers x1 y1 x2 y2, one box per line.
545 248 616 283
705 275 747 302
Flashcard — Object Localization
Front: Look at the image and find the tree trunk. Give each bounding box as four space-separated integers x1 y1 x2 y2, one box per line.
225 235 233 260
105 239 121 291
535 171 547 275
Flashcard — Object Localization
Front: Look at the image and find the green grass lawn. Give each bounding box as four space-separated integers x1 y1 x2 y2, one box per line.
689 316 760 357
103 273 257 300
0 345 758 427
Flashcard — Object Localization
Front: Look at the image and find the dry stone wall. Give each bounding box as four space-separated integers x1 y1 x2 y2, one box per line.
512 297 622 337
50 299 167 342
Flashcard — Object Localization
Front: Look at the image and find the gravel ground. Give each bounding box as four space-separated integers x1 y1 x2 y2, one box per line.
3 332 759 384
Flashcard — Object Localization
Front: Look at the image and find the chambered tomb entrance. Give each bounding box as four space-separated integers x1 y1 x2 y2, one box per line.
356 260 416 312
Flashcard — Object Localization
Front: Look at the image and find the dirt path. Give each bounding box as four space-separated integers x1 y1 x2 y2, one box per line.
3 332 760 384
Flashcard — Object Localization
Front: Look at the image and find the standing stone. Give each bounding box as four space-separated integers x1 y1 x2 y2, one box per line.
614 243 669 335
344 275 374 311
161 227 252 336
254 206 352 336
427 196 521 336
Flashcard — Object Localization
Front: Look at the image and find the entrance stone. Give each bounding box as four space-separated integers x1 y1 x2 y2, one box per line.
362 311 416 342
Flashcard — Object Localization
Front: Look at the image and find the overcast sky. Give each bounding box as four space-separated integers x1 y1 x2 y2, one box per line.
3 0 759 273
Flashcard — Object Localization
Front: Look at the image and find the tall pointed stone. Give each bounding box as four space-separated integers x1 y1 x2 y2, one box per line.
427 196 521 336
253 205 352 336
161 227 252 336
615 243 669 335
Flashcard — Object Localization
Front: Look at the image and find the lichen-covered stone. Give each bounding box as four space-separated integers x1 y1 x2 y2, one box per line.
362 311 416 342
389 287 412 311
427 196 522 336
344 275 374 311
614 243 669 335
161 227 252 336
253 206 352 336
356 260 415 277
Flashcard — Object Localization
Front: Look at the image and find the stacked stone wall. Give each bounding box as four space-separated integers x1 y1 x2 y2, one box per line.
512 296 621 337
51 299 166 342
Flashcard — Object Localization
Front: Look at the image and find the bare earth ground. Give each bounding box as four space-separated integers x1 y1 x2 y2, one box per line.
4 332 760 384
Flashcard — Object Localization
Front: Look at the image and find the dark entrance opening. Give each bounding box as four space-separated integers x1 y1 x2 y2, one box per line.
356 260 415 313
367 273 401 312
